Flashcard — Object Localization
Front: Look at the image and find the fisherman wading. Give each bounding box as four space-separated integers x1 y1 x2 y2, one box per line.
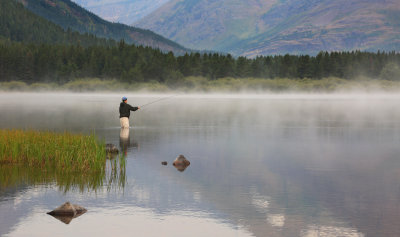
119 96 140 128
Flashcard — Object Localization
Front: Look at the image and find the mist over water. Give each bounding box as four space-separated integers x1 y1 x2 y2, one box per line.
1 92 400 237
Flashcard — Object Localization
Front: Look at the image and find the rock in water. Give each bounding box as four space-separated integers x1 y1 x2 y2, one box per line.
47 202 87 216
106 144 119 154
173 155 190 172
73 205 87 214
173 155 190 166
47 202 87 224
161 161 168 165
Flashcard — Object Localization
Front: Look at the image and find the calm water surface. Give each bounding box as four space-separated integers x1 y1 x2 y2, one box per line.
1 93 400 237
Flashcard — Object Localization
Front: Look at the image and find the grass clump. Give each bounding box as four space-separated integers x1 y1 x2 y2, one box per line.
0 129 106 174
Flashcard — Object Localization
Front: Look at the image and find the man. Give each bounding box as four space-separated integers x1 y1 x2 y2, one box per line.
119 96 140 128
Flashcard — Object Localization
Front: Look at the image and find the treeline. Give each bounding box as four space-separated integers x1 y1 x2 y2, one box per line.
1 40 399 84
0 0 115 47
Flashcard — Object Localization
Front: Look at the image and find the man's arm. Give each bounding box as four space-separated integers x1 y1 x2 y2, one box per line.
129 105 139 111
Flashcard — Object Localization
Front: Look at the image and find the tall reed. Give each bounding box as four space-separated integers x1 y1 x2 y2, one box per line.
0 129 106 173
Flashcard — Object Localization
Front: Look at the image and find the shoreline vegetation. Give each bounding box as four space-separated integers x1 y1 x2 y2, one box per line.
0 129 106 173
0 129 126 192
2 77 400 92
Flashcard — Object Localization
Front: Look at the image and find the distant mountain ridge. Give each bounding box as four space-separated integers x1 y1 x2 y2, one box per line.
135 0 400 56
16 0 189 54
71 0 170 24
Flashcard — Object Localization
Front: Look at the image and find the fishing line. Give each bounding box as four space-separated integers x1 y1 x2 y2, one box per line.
140 94 179 108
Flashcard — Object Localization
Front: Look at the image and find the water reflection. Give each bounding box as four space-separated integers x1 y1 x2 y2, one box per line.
1 93 400 236
120 127 130 144
0 160 126 194
48 210 86 225
0 165 103 193
5 206 254 237
119 127 138 155
301 225 364 237
105 156 127 191
49 213 85 225
267 214 285 228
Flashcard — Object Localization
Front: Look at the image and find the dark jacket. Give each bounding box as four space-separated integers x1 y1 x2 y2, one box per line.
119 102 138 118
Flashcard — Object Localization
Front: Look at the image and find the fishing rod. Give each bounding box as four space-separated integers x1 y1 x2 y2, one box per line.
140 94 179 108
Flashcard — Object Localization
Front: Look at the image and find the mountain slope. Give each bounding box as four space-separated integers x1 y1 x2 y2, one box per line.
136 0 400 56
0 0 114 46
71 0 170 24
16 0 189 54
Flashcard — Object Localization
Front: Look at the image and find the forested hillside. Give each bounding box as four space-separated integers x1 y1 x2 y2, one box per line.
1 0 399 90
16 0 189 54
1 39 399 84
0 0 115 47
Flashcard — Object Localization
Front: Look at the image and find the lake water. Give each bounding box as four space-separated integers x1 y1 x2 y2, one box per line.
1 93 400 237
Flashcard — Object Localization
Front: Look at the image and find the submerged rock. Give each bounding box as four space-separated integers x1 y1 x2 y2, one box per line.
173 155 190 166
47 202 87 224
47 202 87 217
106 144 119 154
161 161 168 165
173 155 190 172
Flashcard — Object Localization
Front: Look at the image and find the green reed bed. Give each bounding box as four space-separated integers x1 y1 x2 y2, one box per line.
0 129 106 173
